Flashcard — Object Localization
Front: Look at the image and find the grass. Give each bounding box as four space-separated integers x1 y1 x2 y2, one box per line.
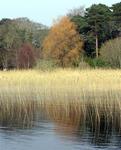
0 69 121 131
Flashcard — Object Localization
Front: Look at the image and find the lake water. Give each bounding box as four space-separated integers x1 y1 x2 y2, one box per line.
0 109 121 150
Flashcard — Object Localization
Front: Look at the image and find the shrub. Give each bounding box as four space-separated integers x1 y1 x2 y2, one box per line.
35 59 58 71
18 43 35 69
85 58 109 68
100 38 121 68
79 61 90 69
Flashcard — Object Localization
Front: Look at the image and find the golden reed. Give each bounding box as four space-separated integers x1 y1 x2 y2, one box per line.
0 69 121 132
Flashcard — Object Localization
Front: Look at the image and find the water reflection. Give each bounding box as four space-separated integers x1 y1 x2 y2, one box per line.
0 100 121 150
44 103 121 148
0 100 38 129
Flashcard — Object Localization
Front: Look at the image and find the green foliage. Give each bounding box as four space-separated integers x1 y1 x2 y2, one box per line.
0 18 48 45
111 2 121 32
70 4 119 57
35 59 58 71
0 2 121 70
13 18 49 48
85 4 113 56
0 18 48 69
85 58 109 68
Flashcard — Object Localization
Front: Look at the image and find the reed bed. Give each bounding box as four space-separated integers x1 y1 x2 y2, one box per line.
0 69 121 131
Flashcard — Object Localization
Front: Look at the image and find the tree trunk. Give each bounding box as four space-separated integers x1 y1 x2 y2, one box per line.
96 34 99 58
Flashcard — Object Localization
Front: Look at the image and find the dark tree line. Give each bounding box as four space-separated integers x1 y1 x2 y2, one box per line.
68 2 121 58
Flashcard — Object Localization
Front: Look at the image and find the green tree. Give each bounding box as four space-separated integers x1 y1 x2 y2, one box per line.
85 4 112 57
69 4 113 57
111 2 121 34
0 17 48 69
0 19 23 69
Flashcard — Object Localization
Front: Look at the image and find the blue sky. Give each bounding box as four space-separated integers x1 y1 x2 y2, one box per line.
0 0 120 26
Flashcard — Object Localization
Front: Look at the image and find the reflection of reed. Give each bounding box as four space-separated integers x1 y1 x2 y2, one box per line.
1 99 121 147
43 99 121 145
44 97 121 137
1 96 121 134
0 100 39 128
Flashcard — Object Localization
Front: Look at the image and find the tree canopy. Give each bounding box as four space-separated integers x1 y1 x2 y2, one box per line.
69 3 120 57
0 2 121 69
0 18 48 69
43 16 83 67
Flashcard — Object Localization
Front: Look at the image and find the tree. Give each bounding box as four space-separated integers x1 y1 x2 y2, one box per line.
100 37 121 68
68 6 88 36
43 16 83 67
0 19 20 69
18 43 35 69
111 2 121 35
13 18 49 48
85 4 112 57
68 6 85 17
0 17 47 69
69 4 113 57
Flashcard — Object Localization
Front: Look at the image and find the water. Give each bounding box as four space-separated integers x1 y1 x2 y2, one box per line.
0 109 121 150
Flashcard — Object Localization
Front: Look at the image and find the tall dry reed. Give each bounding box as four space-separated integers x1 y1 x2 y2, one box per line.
0 69 121 131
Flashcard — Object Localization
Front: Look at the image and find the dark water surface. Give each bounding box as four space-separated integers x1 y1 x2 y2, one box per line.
0 111 121 150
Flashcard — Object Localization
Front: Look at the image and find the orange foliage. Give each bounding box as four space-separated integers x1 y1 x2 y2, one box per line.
43 16 83 67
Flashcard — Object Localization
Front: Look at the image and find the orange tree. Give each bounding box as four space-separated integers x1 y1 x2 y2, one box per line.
42 16 83 67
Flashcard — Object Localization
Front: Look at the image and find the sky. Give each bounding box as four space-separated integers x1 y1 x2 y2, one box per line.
0 0 120 26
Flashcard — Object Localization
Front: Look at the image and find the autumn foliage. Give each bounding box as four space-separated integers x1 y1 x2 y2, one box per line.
43 16 83 67
18 43 35 69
